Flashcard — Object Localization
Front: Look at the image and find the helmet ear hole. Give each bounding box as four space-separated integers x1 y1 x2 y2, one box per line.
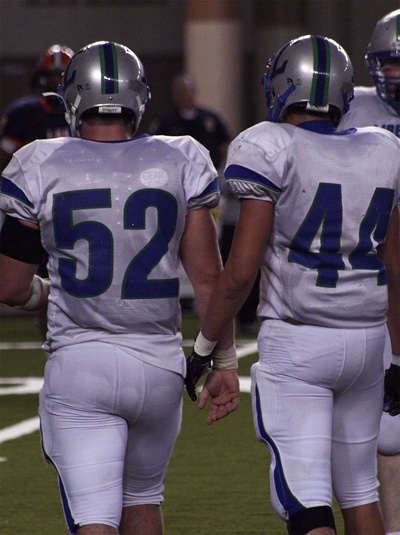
262 35 354 124
62 41 150 136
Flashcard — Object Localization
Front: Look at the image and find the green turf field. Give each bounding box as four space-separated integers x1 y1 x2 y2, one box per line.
0 312 345 535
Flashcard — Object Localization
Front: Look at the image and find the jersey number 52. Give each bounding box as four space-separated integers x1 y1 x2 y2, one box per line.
53 188 179 299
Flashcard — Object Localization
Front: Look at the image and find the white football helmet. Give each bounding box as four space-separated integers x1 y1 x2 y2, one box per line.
262 35 354 125
61 41 151 135
365 9 400 107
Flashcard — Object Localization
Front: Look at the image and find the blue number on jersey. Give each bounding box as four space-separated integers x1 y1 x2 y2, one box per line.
53 188 179 298
54 189 113 297
349 187 394 286
122 189 179 299
289 183 394 288
289 183 344 287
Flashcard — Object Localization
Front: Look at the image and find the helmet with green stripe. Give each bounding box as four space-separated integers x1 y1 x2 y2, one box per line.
61 41 151 135
262 35 354 126
366 9 400 107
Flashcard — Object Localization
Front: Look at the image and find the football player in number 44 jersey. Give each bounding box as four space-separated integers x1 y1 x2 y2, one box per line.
186 35 400 535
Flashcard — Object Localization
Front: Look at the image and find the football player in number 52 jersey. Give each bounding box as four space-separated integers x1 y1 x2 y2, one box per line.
0 41 239 535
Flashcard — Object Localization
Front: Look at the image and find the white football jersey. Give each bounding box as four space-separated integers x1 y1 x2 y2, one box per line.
224 121 400 328
0 134 219 364
340 86 400 138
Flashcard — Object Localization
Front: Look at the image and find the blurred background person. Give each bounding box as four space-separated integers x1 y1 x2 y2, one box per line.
149 72 259 333
0 44 74 171
148 72 231 170
0 44 73 340
340 10 400 535
148 72 231 311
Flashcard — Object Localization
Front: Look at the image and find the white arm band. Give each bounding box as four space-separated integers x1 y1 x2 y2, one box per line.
212 344 238 370
14 275 47 311
392 354 400 367
194 331 217 356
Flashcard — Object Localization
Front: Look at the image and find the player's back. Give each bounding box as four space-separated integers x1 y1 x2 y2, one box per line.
269 123 399 327
226 121 400 327
1 134 218 350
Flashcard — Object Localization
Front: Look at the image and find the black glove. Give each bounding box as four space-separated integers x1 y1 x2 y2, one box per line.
185 350 212 401
383 364 400 417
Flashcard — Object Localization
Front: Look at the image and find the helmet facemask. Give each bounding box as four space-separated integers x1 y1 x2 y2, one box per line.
365 9 400 108
366 55 400 107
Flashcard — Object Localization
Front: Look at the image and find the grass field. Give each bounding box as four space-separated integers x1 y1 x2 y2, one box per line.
0 312 345 535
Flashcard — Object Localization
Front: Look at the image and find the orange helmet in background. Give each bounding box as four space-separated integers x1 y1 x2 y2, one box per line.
37 44 74 73
32 44 74 94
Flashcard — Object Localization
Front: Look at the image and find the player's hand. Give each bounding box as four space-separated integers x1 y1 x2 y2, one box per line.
185 350 212 401
383 364 400 416
198 369 240 424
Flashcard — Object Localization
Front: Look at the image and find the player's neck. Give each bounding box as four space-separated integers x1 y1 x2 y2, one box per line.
285 112 332 126
79 123 132 141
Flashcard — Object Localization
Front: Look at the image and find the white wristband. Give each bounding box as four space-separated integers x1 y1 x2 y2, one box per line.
194 331 217 356
14 275 45 311
392 354 400 367
212 344 238 370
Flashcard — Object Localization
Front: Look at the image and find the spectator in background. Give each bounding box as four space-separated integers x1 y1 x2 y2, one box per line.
149 72 259 333
0 44 73 340
147 72 231 170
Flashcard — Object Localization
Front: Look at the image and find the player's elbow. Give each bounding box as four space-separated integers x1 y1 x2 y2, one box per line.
223 263 257 300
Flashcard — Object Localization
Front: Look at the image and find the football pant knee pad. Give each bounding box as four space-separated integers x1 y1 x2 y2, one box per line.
287 506 336 535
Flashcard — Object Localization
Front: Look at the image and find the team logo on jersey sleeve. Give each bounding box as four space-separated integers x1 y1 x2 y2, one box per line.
140 168 168 187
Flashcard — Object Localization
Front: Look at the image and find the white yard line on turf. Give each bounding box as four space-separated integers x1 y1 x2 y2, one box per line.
0 341 43 350
0 377 44 395
0 417 40 445
0 340 259 355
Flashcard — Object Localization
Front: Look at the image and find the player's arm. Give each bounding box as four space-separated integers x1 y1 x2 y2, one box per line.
179 206 239 422
0 216 50 310
378 204 400 416
180 206 225 337
188 199 273 423
201 199 273 341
